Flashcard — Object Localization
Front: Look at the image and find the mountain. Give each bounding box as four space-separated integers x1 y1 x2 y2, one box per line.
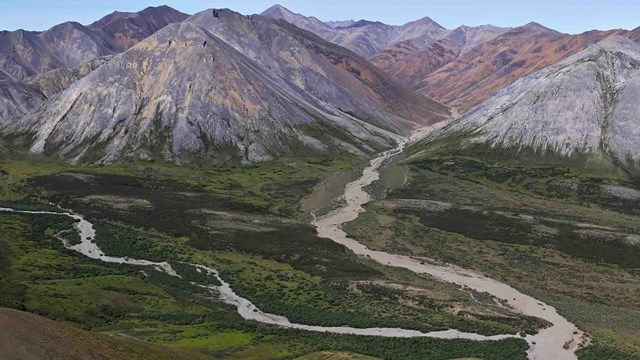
324 16 447 57
443 24 511 54
418 25 624 112
0 25 113 81
260 4 333 38
370 25 509 88
628 26 640 43
370 38 461 88
0 6 188 131
0 6 186 81
25 56 113 98
416 36 640 173
0 80 45 127
0 54 115 128
5 9 448 165
325 20 356 29
261 5 447 57
89 5 189 51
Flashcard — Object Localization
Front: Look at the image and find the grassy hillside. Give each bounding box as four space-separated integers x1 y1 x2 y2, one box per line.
0 308 209 360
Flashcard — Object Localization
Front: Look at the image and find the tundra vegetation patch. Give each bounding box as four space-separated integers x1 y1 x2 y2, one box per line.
0 156 533 359
344 154 640 360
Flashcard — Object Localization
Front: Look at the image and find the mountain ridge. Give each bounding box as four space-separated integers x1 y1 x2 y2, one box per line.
415 35 640 173
4 9 448 165
260 5 446 57
418 25 626 112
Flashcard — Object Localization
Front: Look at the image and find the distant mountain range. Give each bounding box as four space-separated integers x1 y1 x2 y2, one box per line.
261 4 447 57
0 4 639 167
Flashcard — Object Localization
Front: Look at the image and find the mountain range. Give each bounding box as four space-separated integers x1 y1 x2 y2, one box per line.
1 4 640 360
415 35 640 173
2 8 448 164
261 5 448 57
0 4 639 168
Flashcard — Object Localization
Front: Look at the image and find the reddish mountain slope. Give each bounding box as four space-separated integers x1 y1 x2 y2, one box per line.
418 24 624 112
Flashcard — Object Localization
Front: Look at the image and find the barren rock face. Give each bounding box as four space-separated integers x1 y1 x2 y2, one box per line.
90 5 189 52
0 6 187 81
425 36 640 172
0 25 113 81
370 38 461 88
369 25 509 89
6 10 448 165
25 56 113 98
0 81 45 127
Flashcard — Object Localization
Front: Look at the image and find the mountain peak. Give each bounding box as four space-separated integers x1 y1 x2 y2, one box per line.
343 19 387 29
522 21 558 33
261 4 295 18
407 16 443 29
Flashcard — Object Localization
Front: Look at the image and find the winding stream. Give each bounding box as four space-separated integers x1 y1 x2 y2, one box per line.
0 123 585 359
0 205 515 341
312 124 586 360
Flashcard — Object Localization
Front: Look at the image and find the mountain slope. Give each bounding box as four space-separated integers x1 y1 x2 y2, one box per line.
5 9 448 165
0 81 45 127
25 56 113 98
419 25 624 112
0 6 187 81
90 5 189 51
370 25 510 89
370 38 461 88
415 36 640 173
261 5 446 57
325 20 356 29
0 25 113 81
260 4 333 38
444 24 511 54
628 27 640 43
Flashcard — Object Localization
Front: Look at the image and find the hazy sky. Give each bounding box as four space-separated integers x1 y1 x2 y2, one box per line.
1 0 638 34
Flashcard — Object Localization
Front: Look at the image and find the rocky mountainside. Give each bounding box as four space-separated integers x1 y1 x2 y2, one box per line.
260 5 334 38
0 25 113 81
325 20 356 29
0 81 45 127
370 38 461 88
370 25 508 88
4 9 448 165
261 5 447 57
0 6 187 133
0 6 186 81
628 27 640 43
444 25 511 54
417 36 640 173
89 5 189 51
418 24 624 112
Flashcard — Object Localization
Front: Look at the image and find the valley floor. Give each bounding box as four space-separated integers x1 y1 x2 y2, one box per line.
0 152 532 360
1 129 639 360
345 153 640 360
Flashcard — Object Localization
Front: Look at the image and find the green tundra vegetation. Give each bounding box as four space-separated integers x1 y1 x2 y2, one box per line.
346 148 640 360
0 155 535 359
